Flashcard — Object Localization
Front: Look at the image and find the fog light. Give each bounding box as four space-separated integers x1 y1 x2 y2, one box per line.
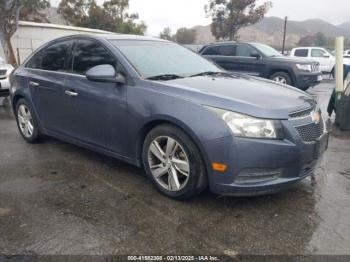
235 168 282 185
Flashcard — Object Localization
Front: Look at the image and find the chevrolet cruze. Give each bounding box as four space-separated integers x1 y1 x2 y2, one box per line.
10 34 329 200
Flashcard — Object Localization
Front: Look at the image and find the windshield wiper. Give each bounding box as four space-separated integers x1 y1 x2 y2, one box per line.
190 71 230 77
147 74 184 81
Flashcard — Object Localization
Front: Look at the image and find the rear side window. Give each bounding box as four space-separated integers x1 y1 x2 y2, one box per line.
202 45 236 56
26 50 44 69
311 49 326 57
218 45 236 56
202 46 219 55
294 49 308 57
27 40 72 72
72 39 116 75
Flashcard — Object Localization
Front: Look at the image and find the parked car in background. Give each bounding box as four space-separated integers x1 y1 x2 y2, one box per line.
290 47 350 75
10 34 328 199
344 50 350 57
0 57 14 97
199 42 322 91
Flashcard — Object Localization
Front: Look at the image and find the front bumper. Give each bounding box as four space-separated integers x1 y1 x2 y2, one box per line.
204 119 328 197
294 73 322 90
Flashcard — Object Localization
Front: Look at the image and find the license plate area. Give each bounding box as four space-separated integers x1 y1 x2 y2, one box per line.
314 133 329 159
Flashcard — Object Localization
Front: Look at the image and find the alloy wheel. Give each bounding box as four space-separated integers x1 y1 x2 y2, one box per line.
148 136 190 192
17 104 34 138
273 76 287 84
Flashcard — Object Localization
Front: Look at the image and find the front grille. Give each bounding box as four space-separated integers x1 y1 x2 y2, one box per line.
289 107 314 119
0 70 7 76
311 63 320 73
295 120 324 142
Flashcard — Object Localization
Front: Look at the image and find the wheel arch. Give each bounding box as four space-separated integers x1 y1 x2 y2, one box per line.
12 92 43 133
135 118 210 176
12 93 27 113
268 69 295 85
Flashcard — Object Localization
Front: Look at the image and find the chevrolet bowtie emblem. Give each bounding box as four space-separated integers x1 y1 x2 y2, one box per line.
311 111 321 124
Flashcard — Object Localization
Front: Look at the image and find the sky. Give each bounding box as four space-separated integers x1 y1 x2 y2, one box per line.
50 0 350 36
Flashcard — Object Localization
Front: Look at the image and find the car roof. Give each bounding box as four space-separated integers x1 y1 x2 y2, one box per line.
292 47 325 49
57 33 169 43
202 42 267 48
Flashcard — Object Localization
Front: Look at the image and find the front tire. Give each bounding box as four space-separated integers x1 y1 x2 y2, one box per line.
142 124 207 200
15 99 41 143
270 72 292 86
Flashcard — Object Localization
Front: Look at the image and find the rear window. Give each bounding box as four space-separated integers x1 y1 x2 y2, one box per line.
294 49 308 57
26 40 72 72
202 45 236 56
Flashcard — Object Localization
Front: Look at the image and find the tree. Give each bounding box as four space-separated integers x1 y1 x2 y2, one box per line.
58 0 147 35
298 35 315 46
174 28 197 44
0 0 50 65
159 27 173 41
314 32 327 47
20 0 50 22
298 32 329 47
205 0 272 41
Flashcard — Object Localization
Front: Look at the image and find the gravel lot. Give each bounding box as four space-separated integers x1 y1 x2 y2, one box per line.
0 81 350 257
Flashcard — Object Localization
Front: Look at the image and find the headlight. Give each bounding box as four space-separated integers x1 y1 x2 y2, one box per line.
296 64 312 72
206 107 284 139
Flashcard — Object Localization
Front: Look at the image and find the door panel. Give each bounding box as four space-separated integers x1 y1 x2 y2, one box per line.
63 75 127 153
59 38 128 154
311 49 332 72
26 39 73 133
28 70 66 132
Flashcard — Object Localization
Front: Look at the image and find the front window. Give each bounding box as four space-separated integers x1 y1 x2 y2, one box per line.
311 49 327 58
250 43 281 57
111 40 221 78
73 39 117 75
236 44 257 57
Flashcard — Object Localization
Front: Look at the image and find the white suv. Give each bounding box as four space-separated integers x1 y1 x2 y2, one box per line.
0 57 14 97
290 47 350 75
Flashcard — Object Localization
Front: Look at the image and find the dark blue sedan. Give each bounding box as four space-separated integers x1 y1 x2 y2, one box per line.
9 34 329 199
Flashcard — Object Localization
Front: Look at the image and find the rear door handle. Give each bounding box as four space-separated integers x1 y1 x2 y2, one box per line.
65 90 79 97
29 81 40 87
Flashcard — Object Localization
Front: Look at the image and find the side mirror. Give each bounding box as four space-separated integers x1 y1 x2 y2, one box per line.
251 52 261 59
86 64 126 84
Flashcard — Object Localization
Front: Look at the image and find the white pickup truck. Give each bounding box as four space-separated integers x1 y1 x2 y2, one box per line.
290 47 350 75
0 57 13 97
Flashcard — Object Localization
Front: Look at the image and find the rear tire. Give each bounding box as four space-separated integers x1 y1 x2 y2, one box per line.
270 72 292 86
142 124 207 200
15 98 41 143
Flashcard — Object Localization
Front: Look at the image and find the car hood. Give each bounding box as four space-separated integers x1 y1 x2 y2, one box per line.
268 56 316 64
151 74 315 119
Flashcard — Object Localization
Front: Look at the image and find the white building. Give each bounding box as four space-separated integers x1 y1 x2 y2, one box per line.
0 21 112 65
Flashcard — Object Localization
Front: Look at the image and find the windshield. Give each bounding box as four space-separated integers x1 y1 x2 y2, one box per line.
251 43 281 57
111 40 221 78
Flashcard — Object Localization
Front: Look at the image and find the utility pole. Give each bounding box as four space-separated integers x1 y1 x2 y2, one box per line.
282 16 288 55
335 37 344 104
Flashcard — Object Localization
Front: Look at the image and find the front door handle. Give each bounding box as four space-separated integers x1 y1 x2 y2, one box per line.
29 81 40 87
65 90 79 97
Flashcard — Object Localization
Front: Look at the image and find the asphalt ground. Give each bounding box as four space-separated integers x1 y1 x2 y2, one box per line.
0 81 350 258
